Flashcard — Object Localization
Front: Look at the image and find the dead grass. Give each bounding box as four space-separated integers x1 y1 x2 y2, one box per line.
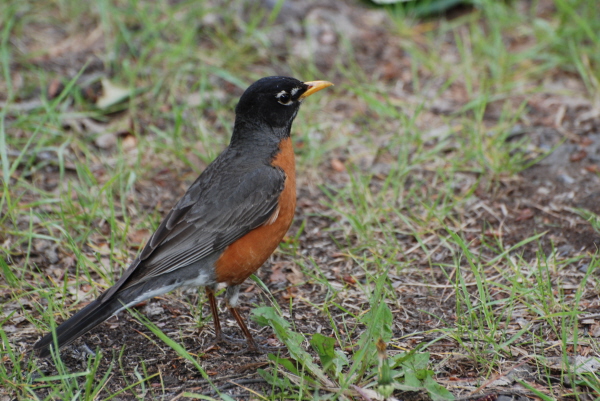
2 0 600 400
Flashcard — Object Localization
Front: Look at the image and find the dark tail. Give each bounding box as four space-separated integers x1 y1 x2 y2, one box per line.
34 297 125 358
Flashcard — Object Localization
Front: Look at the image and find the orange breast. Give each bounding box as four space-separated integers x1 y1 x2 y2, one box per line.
214 137 296 285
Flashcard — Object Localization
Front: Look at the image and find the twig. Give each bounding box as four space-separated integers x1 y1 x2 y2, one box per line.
208 378 267 394
578 313 600 321
467 358 530 396
0 99 44 112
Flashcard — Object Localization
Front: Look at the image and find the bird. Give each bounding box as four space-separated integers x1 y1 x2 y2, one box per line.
34 76 333 358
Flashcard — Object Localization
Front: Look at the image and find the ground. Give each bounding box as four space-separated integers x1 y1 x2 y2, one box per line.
1 0 600 400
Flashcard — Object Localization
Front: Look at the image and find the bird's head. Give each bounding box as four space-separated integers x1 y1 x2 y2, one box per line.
234 76 333 132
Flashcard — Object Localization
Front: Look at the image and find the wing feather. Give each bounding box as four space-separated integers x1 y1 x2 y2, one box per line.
102 163 286 299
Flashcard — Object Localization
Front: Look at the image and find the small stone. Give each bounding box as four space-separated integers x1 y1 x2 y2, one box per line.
537 187 550 195
95 133 117 149
44 248 59 264
143 303 164 317
557 174 575 185
579 263 590 273
556 244 573 256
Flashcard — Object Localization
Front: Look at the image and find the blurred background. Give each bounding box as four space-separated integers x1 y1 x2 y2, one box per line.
2 0 600 400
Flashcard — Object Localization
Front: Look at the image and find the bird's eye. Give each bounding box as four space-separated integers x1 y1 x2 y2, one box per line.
276 91 292 105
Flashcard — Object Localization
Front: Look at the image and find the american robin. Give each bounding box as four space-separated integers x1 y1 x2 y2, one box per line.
34 76 333 358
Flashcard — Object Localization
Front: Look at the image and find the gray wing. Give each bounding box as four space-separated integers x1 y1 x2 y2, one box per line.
100 164 285 302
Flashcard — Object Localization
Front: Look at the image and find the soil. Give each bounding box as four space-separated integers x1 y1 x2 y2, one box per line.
2 0 600 400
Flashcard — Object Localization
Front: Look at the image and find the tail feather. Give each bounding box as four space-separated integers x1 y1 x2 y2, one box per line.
34 260 216 358
34 297 125 358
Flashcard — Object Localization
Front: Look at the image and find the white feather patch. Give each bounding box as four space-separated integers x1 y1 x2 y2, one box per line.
264 205 280 225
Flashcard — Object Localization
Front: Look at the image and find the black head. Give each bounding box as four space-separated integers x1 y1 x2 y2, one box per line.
234 76 333 132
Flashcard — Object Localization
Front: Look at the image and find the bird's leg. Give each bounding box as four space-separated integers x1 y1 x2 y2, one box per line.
224 285 258 350
228 305 258 352
225 285 286 354
205 285 286 353
204 285 245 349
205 286 223 342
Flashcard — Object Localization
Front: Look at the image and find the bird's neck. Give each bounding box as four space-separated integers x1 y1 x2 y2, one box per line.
229 118 291 151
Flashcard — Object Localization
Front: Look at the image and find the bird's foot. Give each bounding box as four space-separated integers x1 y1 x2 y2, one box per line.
254 342 287 353
202 332 247 352
203 333 287 355
219 332 248 345
233 337 287 355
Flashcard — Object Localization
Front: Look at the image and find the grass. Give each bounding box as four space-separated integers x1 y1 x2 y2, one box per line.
2 0 600 399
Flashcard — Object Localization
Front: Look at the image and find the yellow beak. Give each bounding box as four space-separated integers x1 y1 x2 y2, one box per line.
299 80 334 99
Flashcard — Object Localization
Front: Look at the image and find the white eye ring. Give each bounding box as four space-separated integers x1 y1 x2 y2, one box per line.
276 90 292 105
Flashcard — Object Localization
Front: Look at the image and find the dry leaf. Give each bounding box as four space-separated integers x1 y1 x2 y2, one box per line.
580 136 594 146
122 134 137 151
48 79 64 99
585 164 600 173
331 158 346 172
269 264 287 283
128 229 150 247
281 286 298 299
89 242 111 255
545 356 600 374
515 208 534 222
97 79 131 109
569 149 587 162
286 265 304 285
